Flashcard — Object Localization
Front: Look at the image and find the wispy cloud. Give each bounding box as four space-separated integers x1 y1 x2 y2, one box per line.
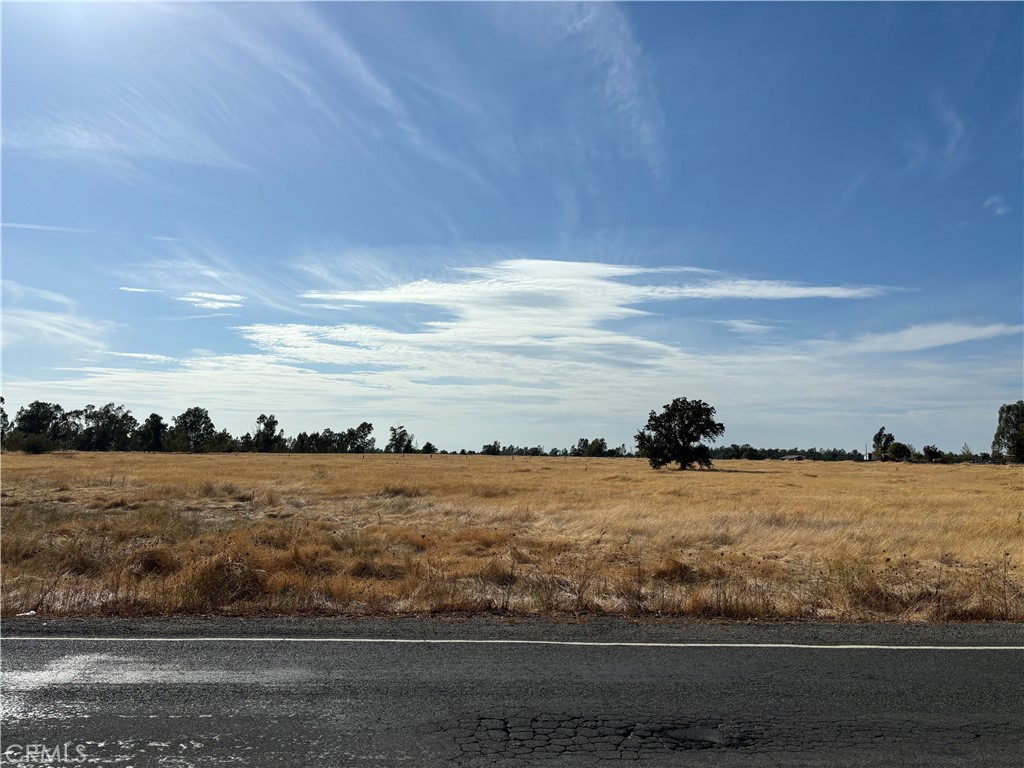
2 310 112 352
899 96 971 177
175 292 245 310
117 237 305 314
560 4 667 178
5 222 184 243
305 259 888 310
716 319 776 335
1 222 95 234
5 109 247 175
1 281 112 351
666 278 889 301
117 287 164 294
837 166 871 210
100 352 178 364
941 106 966 160
834 322 1024 354
2 281 76 310
285 7 403 119
983 194 1011 216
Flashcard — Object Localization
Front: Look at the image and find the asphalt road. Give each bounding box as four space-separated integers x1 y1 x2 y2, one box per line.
2 618 1022 767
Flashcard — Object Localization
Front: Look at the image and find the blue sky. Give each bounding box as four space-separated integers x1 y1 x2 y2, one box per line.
2 2 1021 453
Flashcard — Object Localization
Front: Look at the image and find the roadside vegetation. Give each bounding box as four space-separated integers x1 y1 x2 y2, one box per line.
2 452 1020 621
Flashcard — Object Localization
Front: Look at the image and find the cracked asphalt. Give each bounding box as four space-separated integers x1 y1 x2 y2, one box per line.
2 618 1022 766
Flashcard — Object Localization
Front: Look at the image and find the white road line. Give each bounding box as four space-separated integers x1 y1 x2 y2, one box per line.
2 637 1022 650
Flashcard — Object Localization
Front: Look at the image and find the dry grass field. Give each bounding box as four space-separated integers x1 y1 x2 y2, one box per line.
1 451 1021 621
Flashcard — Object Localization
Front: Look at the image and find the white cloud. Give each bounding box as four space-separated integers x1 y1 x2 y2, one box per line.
305 259 887 312
4 258 1018 451
248 259 895 403
666 278 888 301
983 194 1011 216
836 322 1024 354
118 287 164 294
175 292 245 310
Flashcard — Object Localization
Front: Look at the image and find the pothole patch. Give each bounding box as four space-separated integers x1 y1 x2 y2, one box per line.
442 711 752 762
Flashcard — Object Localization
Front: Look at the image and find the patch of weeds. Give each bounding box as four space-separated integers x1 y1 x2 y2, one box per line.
652 558 699 584
381 485 423 498
177 551 267 609
126 547 180 577
350 559 406 580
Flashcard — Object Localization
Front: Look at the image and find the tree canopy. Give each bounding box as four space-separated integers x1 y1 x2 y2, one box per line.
386 425 415 453
170 407 216 453
872 427 895 459
635 397 725 470
992 400 1024 463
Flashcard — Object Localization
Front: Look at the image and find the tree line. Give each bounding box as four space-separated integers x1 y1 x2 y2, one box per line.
0 400 380 456
0 400 636 458
1 397 1020 464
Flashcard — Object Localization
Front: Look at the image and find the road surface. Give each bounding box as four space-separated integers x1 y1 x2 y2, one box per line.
2 618 1022 766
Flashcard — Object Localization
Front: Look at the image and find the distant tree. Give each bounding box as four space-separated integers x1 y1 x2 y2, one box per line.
75 403 137 451
0 397 9 444
887 442 912 462
740 444 762 461
992 401 1024 463
314 428 337 453
635 397 725 470
292 431 312 453
922 445 943 463
421 441 438 454
386 425 415 454
15 400 64 439
872 427 895 460
341 422 375 453
170 407 216 453
481 441 502 456
11 400 71 452
960 443 974 463
53 409 85 450
137 413 168 452
206 429 238 453
254 414 286 452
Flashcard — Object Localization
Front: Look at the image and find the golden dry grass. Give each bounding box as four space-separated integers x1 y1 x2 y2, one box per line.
1 451 1021 620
